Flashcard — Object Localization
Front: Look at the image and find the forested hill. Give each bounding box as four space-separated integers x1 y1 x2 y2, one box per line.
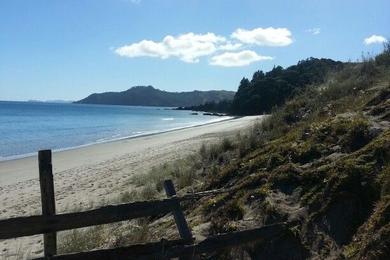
75 86 235 107
232 58 343 114
184 58 343 115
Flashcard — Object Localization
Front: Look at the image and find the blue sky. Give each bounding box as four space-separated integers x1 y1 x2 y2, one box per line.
0 0 389 101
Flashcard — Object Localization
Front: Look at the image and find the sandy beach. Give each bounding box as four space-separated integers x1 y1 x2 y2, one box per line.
0 115 263 258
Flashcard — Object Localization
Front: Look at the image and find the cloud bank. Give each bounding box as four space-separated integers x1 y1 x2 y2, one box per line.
364 34 388 45
115 32 226 63
210 50 273 67
115 27 292 66
231 27 293 46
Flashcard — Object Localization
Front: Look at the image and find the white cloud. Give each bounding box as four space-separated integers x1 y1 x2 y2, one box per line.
364 34 388 45
209 50 273 67
306 28 321 35
115 32 226 63
115 27 292 64
231 27 293 46
219 42 242 51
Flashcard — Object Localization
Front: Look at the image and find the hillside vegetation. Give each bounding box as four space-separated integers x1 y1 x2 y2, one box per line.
60 47 390 259
183 58 343 115
138 47 390 259
75 86 235 107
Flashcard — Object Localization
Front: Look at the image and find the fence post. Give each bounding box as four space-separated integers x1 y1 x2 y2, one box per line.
163 180 193 241
38 150 57 257
164 180 194 259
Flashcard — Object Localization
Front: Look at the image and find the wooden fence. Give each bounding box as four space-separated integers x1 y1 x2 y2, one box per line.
0 150 287 259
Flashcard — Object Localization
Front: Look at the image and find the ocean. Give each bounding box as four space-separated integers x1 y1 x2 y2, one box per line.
0 101 230 160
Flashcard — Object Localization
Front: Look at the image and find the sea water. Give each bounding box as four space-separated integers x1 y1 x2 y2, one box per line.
0 101 230 160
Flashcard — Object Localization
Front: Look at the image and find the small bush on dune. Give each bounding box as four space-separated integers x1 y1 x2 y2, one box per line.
58 226 106 254
221 137 234 151
199 143 207 159
130 155 201 195
119 190 137 203
341 118 371 152
360 53 378 77
208 200 244 235
176 170 194 189
378 166 390 197
208 144 222 161
234 124 266 157
260 111 289 139
321 67 370 102
112 219 151 247
375 42 390 66
139 184 158 200
117 184 158 203
58 219 152 254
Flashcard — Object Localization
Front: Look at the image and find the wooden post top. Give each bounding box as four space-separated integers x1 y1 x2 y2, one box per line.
38 149 52 163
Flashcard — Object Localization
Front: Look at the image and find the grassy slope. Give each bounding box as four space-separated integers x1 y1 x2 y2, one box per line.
189 56 390 259
157 54 389 259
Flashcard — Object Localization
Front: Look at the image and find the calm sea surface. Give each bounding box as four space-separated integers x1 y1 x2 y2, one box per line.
0 101 229 160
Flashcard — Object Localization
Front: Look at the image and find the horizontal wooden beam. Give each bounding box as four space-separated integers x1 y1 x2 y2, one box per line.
33 224 287 260
0 199 178 240
35 238 193 260
0 188 233 240
167 223 287 257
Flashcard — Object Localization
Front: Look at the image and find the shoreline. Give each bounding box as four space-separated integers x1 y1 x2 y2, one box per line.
0 116 260 186
0 115 235 163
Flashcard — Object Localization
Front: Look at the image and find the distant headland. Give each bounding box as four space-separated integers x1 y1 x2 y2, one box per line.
75 86 235 107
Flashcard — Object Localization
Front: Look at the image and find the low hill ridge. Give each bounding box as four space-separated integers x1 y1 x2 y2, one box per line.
75 86 235 107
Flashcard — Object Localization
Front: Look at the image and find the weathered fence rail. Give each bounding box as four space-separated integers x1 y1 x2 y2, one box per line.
0 199 178 239
0 150 287 259
34 224 286 260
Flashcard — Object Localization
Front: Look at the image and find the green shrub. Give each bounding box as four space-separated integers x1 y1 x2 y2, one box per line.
225 200 245 221
341 118 371 152
176 170 194 189
378 166 390 197
58 226 106 254
221 137 234 151
266 153 285 170
139 184 158 200
375 43 390 66
114 219 150 246
199 143 207 159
